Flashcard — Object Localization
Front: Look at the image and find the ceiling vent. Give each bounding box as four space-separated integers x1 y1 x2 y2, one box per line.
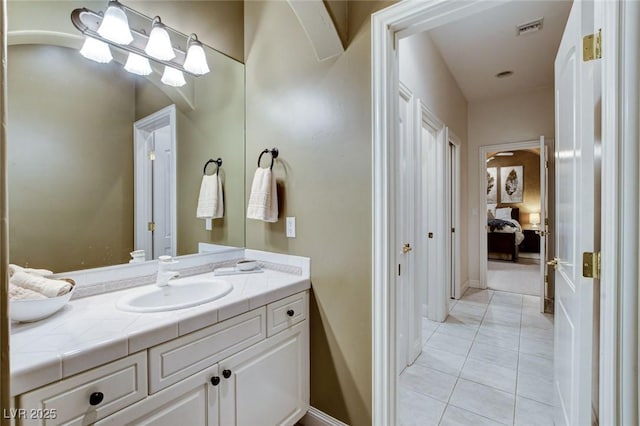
516 18 544 36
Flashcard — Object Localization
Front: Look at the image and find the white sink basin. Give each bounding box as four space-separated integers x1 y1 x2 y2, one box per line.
116 277 233 313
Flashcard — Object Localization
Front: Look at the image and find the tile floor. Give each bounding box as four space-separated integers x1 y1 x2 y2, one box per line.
399 288 555 426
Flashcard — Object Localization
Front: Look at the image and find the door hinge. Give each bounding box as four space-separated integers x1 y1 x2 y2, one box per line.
545 160 549 169
583 29 602 61
582 251 601 279
544 218 549 225
544 274 548 284
398 264 401 276
451 227 455 233
148 150 156 161
148 221 155 232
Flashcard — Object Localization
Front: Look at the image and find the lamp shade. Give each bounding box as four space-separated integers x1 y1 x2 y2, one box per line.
97 0 133 45
79 37 113 63
161 66 186 87
145 17 175 60
183 35 209 75
124 53 152 75
530 212 541 226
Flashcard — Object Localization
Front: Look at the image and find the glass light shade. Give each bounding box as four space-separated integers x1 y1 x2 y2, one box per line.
145 19 175 60
530 212 541 226
97 1 133 45
124 53 152 75
79 37 113 63
183 43 210 75
161 66 186 87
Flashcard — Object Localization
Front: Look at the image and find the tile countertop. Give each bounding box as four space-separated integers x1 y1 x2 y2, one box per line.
10 268 310 396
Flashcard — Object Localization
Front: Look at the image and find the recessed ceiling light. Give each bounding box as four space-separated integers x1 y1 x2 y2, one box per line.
496 152 514 156
495 70 514 78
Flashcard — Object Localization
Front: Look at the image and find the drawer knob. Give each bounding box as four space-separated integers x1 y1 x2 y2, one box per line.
222 369 232 379
210 376 220 386
89 392 104 406
287 309 295 317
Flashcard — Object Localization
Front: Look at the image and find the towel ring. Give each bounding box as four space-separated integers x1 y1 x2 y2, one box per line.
258 148 279 170
203 158 222 175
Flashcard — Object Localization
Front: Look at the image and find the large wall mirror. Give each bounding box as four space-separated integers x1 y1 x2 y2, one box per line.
6 1 245 273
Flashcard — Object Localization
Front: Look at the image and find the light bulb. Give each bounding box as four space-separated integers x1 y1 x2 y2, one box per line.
97 0 133 45
124 52 152 75
79 37 113 63
161 66 186 87
145 17 175 60
183 35 210 75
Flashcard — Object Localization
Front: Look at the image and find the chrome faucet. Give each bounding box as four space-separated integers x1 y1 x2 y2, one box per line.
156 255 179 287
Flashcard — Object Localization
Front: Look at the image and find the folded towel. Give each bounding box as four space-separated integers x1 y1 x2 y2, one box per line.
196 173 224 220
247 168 278 222
10 271 72 298
9 283 47 300
8 264 53 278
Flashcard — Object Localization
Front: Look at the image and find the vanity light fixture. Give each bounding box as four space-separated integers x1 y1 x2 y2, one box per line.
79 37 113 63
183 34 210 75
97 0 133 45
145 17 175 61
124 52 152 76
71 1 210 86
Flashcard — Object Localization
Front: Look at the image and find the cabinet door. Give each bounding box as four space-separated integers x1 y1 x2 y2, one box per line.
96 365 220 426
219 322 309 426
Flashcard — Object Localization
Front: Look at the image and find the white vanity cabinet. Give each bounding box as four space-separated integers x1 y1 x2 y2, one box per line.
15 291 309 426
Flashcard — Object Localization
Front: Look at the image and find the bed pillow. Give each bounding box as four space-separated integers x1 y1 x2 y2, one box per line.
487 203 497 219
495 207 512 220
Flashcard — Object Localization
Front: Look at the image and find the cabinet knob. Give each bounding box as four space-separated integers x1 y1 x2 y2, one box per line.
89 392 104 406
286 309 295 317
222 369 232 379
210 376 220 386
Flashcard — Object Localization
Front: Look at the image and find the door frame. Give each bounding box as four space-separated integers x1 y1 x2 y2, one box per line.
133 104 177 259
447 131 461 300
478 139 546 299
370 1 636 425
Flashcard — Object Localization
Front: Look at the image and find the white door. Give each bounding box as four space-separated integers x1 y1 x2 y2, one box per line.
553 1 597 424
539 136 547 313
152 125 174 258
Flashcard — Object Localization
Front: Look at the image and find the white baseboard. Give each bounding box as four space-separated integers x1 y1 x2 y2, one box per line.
300 407 349 426
468 279 481 288
459 280 469 298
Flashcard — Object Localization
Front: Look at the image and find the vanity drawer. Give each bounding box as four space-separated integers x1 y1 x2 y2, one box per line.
149 307 266 393
17 352 147 426
267 291 308 337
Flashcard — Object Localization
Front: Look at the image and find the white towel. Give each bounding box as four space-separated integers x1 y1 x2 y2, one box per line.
196 173 224 220
247 168 278 222
10 271 72 298
8 264 53 278
9 283 47 300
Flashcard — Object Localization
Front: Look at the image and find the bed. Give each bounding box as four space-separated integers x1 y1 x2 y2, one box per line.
487 207 524 261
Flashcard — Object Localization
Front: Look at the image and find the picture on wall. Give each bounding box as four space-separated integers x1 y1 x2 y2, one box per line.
486 167 497 204
500 165 524 203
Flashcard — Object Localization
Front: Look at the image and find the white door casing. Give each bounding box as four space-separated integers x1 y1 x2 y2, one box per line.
446 132 462 300
553 1 596 424
539 136 548 313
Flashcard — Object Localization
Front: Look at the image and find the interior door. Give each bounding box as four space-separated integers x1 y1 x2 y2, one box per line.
539 136 547 313
152 125 174 258
553 1 597 424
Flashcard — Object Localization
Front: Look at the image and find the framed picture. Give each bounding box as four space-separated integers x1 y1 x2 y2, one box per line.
500 165 524 203
486 167 497 204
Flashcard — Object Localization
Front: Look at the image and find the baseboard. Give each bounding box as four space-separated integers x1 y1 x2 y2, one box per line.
468 279 481 288
459 280 469 298
300 407 349 426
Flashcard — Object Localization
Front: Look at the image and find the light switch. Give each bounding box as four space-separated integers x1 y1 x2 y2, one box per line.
286 217 296 238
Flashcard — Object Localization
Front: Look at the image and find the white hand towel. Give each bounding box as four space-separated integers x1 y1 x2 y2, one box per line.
196 173 224 220
247 168 278 222
8 264 53 278
10 271 72 298
9 283 47 300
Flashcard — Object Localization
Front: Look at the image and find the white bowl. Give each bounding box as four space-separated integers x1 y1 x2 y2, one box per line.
236 260 258 271
10 283 75 323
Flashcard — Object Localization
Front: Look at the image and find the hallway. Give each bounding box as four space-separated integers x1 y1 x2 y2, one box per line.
399 289 555 425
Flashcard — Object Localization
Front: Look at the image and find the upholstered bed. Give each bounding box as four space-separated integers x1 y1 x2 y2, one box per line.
487 207 524 262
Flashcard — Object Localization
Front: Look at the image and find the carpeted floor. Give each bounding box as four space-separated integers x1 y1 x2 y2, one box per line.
487 259 541 296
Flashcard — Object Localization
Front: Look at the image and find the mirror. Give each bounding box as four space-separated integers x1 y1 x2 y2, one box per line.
6 1 245 273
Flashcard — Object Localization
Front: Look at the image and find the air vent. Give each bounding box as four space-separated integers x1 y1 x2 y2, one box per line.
516 18 544 36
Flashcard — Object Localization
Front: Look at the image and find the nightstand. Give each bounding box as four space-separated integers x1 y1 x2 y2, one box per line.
520 228 541 253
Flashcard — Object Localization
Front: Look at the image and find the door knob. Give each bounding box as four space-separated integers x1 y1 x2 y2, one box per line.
402 243 412 254
547 257 559 269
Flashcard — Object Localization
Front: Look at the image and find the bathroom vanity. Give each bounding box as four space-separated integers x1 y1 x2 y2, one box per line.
10 250 310 426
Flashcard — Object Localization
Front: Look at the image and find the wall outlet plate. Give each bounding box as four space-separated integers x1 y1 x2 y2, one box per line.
286 217 296 238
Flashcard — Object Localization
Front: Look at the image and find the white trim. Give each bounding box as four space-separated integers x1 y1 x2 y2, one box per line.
467 279 481 289
300 407 349 426
460 280 470 299
447 131 462 300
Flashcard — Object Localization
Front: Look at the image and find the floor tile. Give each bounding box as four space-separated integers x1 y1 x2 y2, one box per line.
437 321 479 341
414 347 467 377
449 379 515 425
518 353 553 380
424 330 474 357
521 313 554 330
399 363 458 403
468 341 519 370
491 292 523 308
398 387 446 426
461 357 517 393
516 369 555 406
461 288 494 304
519 335 553 359
440 405 507 426
476 327 521 352
514 396 555 426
